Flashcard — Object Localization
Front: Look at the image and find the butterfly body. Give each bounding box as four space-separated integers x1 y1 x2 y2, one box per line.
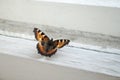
37 42 57 57
33 28 70 57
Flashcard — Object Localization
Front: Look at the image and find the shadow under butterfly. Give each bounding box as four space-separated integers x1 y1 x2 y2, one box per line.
33 28 70 57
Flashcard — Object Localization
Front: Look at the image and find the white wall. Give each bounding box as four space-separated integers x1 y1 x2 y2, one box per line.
0 0 120 37
0 53 119 80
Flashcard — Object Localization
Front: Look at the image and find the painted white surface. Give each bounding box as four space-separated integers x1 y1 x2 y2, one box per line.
1 18 120 49
0 35 120 78
1 53 120 80
0 0 120 37
36 0 120 8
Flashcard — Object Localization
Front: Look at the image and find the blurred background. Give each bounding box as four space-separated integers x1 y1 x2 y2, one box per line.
0 0 120 80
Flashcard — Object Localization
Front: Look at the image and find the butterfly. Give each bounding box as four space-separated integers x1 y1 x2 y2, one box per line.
33 28 70 57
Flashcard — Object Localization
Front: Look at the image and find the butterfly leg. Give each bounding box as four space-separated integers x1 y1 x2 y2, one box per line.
36 43 41 54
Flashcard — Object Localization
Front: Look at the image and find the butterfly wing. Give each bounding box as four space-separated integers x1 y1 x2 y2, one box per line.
33 28 70 57
53 39 70 48
33 28 49 42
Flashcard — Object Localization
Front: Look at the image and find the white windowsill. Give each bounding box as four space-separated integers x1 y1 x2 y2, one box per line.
0 32 120 76
0 19 120 80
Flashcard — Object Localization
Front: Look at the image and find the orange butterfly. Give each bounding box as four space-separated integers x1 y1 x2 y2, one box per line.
33 28 70 57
